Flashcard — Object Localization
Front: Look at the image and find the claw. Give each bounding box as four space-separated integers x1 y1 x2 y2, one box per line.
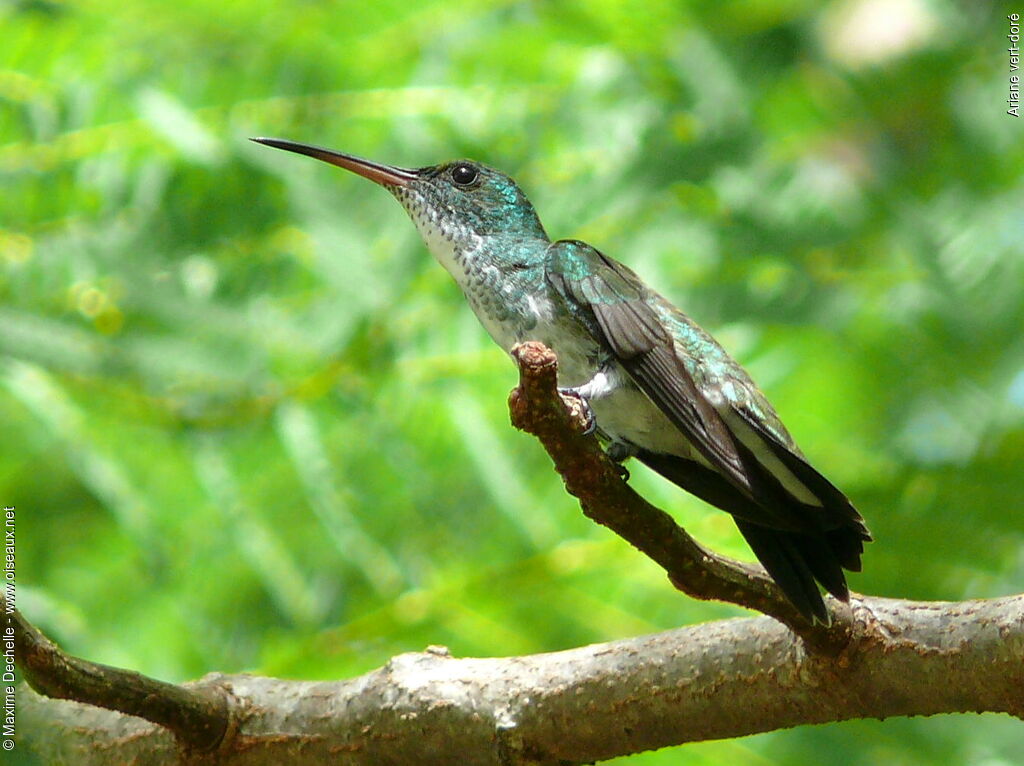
558 387 597 435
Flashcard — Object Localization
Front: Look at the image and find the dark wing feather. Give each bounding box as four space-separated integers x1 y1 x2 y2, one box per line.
547 240 752 496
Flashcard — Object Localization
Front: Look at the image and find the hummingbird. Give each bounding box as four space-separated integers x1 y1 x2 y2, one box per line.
252 137 872 623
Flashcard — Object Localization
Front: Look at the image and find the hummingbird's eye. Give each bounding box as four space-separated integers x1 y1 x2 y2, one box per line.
451 164 478 186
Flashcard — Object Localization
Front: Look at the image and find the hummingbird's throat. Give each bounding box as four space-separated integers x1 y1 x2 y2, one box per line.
390 186 482 281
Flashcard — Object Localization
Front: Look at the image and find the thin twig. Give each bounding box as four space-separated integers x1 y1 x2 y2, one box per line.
7 595 231 752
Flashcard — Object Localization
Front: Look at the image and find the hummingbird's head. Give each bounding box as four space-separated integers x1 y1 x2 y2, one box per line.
251 138 548 251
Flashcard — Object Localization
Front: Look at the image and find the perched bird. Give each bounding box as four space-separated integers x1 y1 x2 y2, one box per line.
252 137 872 623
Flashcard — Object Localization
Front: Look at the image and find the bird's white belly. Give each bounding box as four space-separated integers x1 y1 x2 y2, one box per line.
585 368 704 460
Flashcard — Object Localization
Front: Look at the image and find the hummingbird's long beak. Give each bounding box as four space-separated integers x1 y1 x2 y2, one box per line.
250 137 417 187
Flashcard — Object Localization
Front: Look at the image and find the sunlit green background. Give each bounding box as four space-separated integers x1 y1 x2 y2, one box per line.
3 0 1023 762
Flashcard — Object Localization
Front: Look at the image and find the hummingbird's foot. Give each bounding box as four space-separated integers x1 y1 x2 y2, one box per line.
558 387 597 435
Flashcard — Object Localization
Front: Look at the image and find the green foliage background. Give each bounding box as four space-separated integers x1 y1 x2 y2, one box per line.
3 0 1023 762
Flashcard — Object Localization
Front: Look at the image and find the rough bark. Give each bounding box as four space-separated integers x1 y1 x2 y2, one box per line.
17 596 1024 765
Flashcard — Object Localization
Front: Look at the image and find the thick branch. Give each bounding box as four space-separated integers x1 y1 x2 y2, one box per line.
19 596 1024 765
506 341 847 648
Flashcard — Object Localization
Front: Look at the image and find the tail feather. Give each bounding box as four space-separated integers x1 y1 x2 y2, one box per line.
636 449 863 622
734 521 831 623
788 530 850 601
826 526 866 573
